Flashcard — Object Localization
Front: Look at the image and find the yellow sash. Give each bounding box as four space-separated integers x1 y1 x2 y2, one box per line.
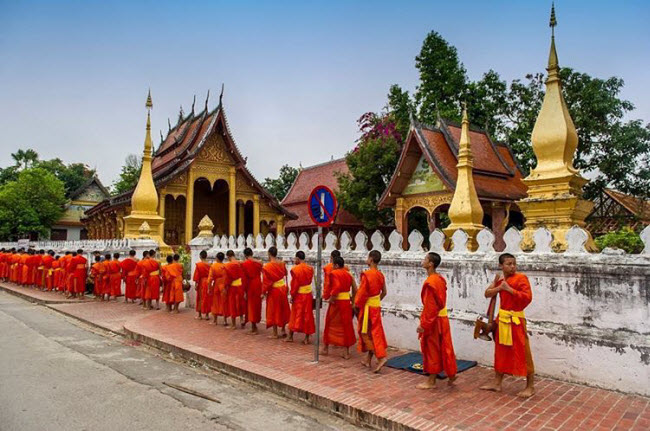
498 309 525 346
272 279 286 288
297 284 312 294
438 307 448 317
231 278 243 287
334 292 351 300
76 264 86 269
38 266 44 270
361 295 381 334
149 271 160 276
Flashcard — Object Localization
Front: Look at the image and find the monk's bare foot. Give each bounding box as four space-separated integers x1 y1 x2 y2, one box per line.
447 376 457 387
320 349 329 356
302 338 310 345
283 337 294 343
246 330 258 335
240 322 246 329
517 387 535 398
361 359 370 368
416 381 436 390
268 334 279 339
174 309 180 314
479 382 502 392
341 353 351 360
230 324 238 329
195 316 202 320
373 357 387 373
280 332 287 338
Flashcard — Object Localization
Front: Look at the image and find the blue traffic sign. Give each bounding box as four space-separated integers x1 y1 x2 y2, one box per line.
308 185 338 227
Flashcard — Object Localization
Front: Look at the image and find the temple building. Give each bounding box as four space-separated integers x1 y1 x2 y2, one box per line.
51 176 110 241
281 158 364 236
84 93 295 245
586 189 650 235
378 117 527 250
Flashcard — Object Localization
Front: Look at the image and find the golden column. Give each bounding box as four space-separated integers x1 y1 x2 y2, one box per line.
123 90 170 253
444 105 484 251
184 170 195 244
252 194 260 237
228 167 237 236
275 215 285 236
517 5 594 251
158 190 166 239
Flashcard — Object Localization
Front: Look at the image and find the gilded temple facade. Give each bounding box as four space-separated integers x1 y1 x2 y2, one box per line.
85 94 295 245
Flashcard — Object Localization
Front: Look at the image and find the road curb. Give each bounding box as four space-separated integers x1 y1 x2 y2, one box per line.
123 326 425 431
0 283 78 305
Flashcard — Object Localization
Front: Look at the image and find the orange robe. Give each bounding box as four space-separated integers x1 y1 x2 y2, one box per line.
193 261 211 314
136 259 148 299
161 264 171 304
42 255 54 290
241 259 263 324
120 258 138 300
71 255 87 294
288 263 315 335
262 261 290 328
323 268 356 347
26 255 37 285
355 269 388 359
224 261 245 319
143 259 161 300
494 273 534 377
166 262 184 304
33 255 43 287
420 273 457 377
59 255 70 290
208 262 227 316
91 261 105 295
20 254 29 285
107 260 122 296
52 260 62 290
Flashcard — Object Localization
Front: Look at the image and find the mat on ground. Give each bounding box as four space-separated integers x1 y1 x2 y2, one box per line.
386 352 477 379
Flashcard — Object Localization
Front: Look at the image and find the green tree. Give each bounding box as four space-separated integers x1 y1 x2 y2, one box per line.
262 164 299 201
0 167 66 240
11 149 39 170
112 154 142 195
414 31 467 124
465 70 508 137
386 84 415 142
36 158 95 197
337 114 401 229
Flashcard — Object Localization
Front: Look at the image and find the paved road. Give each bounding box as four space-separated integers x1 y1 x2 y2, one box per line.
0 292 360 431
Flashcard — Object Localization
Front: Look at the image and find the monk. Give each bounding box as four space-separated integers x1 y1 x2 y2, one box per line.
98 254 113 300
72 249 88 299
261 246 290 339
107 253 122 300
162 255 173 311
52 256 61 291
416 252 457 389
355 250 388 373
43 251 54 291
65 251 76 297
208 252 228 325
120 250 139 303
136 251 149 306
143 249 161 310
193 250 212 320
20 250 30 286
322 256 357 359
286 251 315 344
167 254 185 313
224 250 245 329
480 253 535 398
91 256 105 299
241 248 263 334
34 250 44 289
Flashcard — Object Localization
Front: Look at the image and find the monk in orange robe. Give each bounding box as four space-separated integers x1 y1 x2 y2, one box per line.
416 252 457 389
286 251 315 344
480 253 535 398
20 251 30 286
136 251 149 306
52 256 62 291
193 250 212 320
65 252 77 296
34 250 44 288
120 250 139 303
355 250 388 373
262 246 290 339
42 251 54 291
162 255 173 310
241 248 263 334
143 249 161 310
71 249 88 298
58 252 69 292
208 252 228 325
322 256 357 359
224 250 245 329
108 253 122 299
167 253 185 313
91 256 105 299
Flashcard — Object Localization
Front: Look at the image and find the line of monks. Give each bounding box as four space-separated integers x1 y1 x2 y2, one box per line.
0 246 535 397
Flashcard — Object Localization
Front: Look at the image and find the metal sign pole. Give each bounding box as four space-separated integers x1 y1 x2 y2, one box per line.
314 225 323 363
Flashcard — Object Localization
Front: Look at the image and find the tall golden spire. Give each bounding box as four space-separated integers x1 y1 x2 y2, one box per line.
444 104 484 251
517 4 595 251
130 90 159 215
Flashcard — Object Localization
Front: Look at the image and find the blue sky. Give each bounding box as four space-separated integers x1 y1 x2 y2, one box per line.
1 0 648 188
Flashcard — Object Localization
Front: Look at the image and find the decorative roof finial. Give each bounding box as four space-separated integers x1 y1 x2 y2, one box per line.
160 130 164 143
547 2 559 72
168 118 171 131
146 88 153 110
549 2 557 37
191 95 196 114
177 105 184 125
204 89 210 110
219 83 224 105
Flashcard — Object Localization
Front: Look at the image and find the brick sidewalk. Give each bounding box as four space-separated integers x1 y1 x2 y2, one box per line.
0 282 87 304
1 283 648 431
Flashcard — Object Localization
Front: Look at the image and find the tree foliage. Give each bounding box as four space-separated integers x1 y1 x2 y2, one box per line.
0 167 66 240
262 164 299 201
336 113 401 229
0 149 94 198
595 227 644 254
112 154 142 195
